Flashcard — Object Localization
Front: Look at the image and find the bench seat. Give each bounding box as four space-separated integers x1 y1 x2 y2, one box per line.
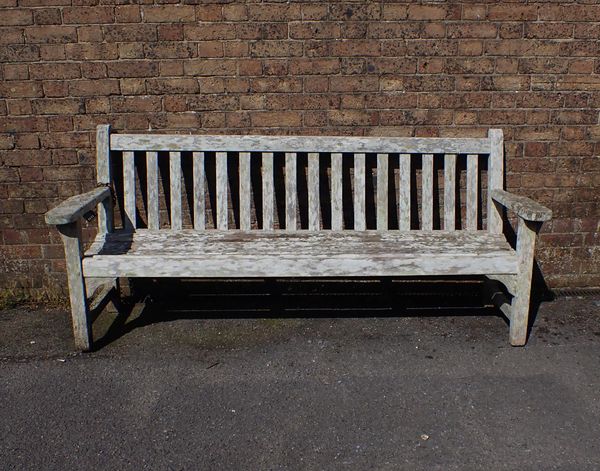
83 230 518 278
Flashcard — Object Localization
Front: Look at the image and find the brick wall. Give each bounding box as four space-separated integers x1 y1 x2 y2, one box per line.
1 0 599 299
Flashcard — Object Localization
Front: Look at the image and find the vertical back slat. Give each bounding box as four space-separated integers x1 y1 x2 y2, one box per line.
376 153 388 231
422 154 433 230
331 152 343 231
96 125 112 234
262 152 274 230
193 152 205 230
488 129 504 233
170 151 182 230
354 153 366 231
467 154 478 230
146 151 159 230
399 154 411 230
285 152 297 231
123 150 135 231
443 153 456 231
239 152 251 231
216 151 228 230
308 152 320 231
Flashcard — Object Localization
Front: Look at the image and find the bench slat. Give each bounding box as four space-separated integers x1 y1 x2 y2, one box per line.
96 125 112 234
399 154 411 231
467 154 478 230
422 154 433 230
262 152 274 230
193 152 205 230
123 151 135 231
216 151 228 230
308 152 319 231
376 153 388 231
285 152 297 231
170 151 182 230
354 153 366 230
331 153 343 230
239 152 251 230
146 151 159 230
443 154 456 231
488 129 504 233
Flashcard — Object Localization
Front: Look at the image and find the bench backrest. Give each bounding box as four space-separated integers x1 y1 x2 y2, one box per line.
97 125 504 234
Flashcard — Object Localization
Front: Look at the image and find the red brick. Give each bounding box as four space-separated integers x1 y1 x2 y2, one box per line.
408 4 450 20
107 61 159 78
0 9 32 26
115 5 140 23
142 5 195 23
63 7 114 24
33 9 61 25
25 26 77 43
488 5 538 21
103 24 156 42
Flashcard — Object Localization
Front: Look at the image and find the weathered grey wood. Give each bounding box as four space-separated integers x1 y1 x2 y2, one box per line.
170 151 182 230
193 152 206 230
285 152 297 231
491 189 552 222
354 153 366 231
466 154 478 231
331 153 343 231
262 152 274 230
376 153 388 231
399 154 411 231
146 151 159 231
216 151 228 230
510 219 539 346
96 124 112 234
308 152 320 231
84 230 518 278
422 154 433 230
485 274 517 296
58 221 91 351
444 154 456 231
483 279 513 322
45 187 111 226
123 151 136 231
112 134 491 155
488 129 504 234
239 152 251 230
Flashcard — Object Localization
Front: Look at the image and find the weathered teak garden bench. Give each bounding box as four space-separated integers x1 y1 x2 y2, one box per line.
46 125 551 351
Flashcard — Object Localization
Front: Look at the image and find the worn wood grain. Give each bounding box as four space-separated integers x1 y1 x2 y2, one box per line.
285 152 297 231
170 151 182 230
491 189 552 222
331 152 343 231
488 129 504 234
444 154 456 231
216 151 228 230
193 152 205 230
376 153 388 231
239 152 251 230
262 152 274 230
466 154 478 231
45 187 111 226
399 154 411 231
308 152 320 231
96 124 112 234
112 134 491 155
422 154 433 230
146 151 159 230
123 151 136 231
354 153 366 230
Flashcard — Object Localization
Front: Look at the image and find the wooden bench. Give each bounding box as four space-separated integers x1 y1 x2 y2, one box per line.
45 125 552 351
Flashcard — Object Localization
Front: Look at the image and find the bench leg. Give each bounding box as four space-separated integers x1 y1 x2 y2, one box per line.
509 218 539 346
58 221 92 352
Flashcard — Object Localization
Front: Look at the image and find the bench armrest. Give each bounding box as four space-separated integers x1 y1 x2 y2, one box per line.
490 189 552 222
45 187 111 226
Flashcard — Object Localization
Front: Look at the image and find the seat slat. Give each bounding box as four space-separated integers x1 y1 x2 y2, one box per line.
444 154 456 231
354 153 366 230
262 152 274 230
467 154 478 230
170 151 182 230
239 152 251 231
285 152 297 231
376 153 388 231
422 154 433 230
123 151 135 231
308 152 320 231
193 151 205 230
399 154 410 231
331 152 343 231
216 151 228 230
146 151 159 230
